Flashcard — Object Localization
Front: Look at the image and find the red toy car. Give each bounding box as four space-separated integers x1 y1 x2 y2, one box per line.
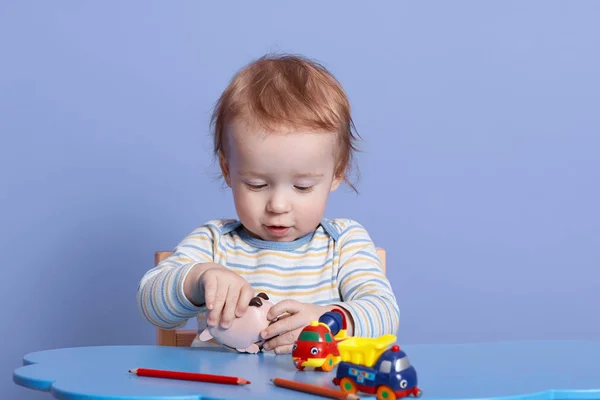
291 308 349 371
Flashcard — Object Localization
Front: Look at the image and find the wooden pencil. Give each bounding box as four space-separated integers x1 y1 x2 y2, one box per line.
129 368 250 385
271 377 360 400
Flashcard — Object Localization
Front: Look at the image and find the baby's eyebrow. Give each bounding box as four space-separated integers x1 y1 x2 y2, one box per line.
238 171 324 179
294 172 324 178
238 171 266 178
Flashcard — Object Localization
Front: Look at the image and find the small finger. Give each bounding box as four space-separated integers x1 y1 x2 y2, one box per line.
207 282 227 327
220 285 240 328
272 344 294 355
202 273 218 311
263 328 302 351
261 312 304 339
235 284 254 317
267 299 302 320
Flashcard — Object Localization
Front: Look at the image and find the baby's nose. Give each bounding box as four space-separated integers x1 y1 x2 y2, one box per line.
266 191 291 213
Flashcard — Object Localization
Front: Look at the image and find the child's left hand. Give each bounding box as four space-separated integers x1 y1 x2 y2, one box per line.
260 300 331 354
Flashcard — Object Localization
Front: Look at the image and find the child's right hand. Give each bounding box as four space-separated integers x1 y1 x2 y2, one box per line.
196 263 255 329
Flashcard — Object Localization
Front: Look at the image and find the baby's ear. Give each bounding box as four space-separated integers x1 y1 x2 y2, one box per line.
330 174 343 192
330 164 345 192
219 152 231 187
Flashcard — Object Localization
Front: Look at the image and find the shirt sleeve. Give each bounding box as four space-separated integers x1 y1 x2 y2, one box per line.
136 223 218 329
331 221 401 337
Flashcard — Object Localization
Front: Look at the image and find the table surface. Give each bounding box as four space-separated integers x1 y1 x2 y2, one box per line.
13 340 600 400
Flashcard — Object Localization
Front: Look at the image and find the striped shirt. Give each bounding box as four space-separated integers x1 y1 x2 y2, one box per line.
137 218 400 340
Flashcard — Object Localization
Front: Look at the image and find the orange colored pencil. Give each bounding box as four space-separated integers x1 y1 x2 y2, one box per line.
271 377 360 400
129 368 250 385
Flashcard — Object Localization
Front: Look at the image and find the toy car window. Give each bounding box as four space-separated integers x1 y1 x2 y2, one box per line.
379 360 392 373
324 333 332 342
395 357 411 371
299 331 321 342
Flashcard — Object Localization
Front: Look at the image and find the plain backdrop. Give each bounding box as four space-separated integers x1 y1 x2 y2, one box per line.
1 1 599 399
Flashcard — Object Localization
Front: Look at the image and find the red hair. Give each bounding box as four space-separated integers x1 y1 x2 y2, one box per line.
210 53 361 191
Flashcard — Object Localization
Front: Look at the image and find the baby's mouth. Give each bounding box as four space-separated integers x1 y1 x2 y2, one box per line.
265 226 290 236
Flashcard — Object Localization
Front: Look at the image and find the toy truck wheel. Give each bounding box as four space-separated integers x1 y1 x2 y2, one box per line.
320 354 335 372
339 377 358 394
376 385 397 400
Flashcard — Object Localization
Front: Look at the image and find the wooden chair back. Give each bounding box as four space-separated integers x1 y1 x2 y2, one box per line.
155 247 386 346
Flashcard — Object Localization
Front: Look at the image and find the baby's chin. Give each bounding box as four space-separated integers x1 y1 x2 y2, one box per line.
260 231 300 242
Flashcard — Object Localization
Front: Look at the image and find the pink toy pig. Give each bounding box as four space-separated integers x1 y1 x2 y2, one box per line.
198 292 274 353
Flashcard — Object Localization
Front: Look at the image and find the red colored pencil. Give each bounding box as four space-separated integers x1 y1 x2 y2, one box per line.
271 378 360 400
129 368 250 385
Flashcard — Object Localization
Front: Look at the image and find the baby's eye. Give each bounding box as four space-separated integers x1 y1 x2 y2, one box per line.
246 183 267 190
294 185 314 193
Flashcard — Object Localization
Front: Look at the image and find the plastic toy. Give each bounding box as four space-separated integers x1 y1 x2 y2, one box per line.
292 309 422 399
291 308 350 371
198 292 273 353
333 336 422 399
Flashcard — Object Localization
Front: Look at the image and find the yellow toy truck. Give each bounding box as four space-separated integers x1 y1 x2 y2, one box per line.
333 334 422 399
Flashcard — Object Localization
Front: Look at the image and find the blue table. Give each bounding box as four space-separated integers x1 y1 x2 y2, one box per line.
13 341 600 400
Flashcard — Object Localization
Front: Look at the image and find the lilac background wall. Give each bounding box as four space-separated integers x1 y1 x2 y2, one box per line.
1 1 599 398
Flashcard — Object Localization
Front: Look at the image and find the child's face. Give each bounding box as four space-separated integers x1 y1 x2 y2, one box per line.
221 119 342 242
